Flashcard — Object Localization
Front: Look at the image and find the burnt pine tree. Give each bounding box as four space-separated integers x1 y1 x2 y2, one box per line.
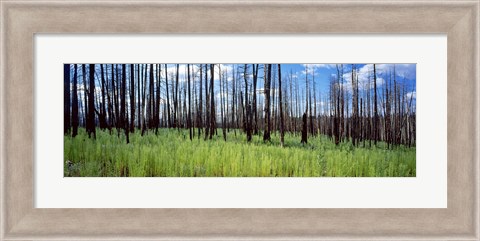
130 64 135 132
99 64 108 129
64 64 71 134
278 64 285 147
204 64 210 140
121 64 129 143
87 64 96 139
82 64 88 127
252 64 259 135
208 64 216 139
219 66 227 141
244 64 252 142
373 64 378 145
263 64 272 142
141 65 147 135
187 64 193 141
230 66 236 135
301 65 309 144
155 64 161 133
174 64 180 128
136 64 141 128
197 64 203 137
72 64 79 137
165 64 171 128
301 112 308 144
148 64 154 129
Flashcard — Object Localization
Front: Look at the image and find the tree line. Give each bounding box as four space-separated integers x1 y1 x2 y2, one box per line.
64 64 416 148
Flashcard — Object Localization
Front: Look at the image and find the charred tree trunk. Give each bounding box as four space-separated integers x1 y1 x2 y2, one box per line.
121 64 129 143
278 64 285 147
252 64 259 135
174 64 180 129
82 64 88 128
155 65 161 133
219 65 227 141
204 64 210 140
334 65 341 145
209 64 215 139
301 112 308 144
64 64 71 134
137 64 141 128
244 64 252 142
87 64 96 139
373 64 378 145
304 65 310 141
72 64 79 137
148 64 154 129
263 64 272 142
165 64 171 128
197 64 203 137
187 64 193 141
130 64 135 132
99 64 108 130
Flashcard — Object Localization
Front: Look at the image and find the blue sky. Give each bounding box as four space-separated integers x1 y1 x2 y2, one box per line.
158 63 416 95
69 63 416 117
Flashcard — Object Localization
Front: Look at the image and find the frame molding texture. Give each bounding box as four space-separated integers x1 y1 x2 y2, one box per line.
0 0 479 240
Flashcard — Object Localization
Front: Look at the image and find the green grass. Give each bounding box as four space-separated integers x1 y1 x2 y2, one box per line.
64 128 416 177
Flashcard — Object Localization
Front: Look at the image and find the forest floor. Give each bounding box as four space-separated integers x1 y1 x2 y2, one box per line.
64 128 416 177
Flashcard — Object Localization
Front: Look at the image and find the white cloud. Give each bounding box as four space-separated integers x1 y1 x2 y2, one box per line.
302 64 337 69
405 91 416 99
339 64 385 93
376 64 416 80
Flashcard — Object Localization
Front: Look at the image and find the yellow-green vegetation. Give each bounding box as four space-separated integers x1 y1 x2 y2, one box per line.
64 128 416 177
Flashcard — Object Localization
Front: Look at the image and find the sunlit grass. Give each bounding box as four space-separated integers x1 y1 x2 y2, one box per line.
64 128 416 177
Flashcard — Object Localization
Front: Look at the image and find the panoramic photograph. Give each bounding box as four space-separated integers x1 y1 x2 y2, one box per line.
63 64 416 177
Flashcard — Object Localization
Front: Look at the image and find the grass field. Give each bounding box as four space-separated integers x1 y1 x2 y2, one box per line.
64 128 416 177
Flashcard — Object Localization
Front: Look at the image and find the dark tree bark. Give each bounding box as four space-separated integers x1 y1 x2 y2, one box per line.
289 71 295 134
252 64 259 135
313 71 317 136
373 64 378 145
130 64 135 132
308 67 314 136
155 64 161 133
187 64 193 141
72 65 79 137
106 65 113 131
112 64 119 133
231 66 236 135
174 64 180 129
243 64 252 142
197 64 203 137
204 64 210 140
334 65 341 145
141 65 147 136
82 64 88 127
87 64 96 139
304 65 309 140
121 64 129 143
219 65 227 141
301 112 308 144
350 64 357 146
137 64 141 128
208 64 215 139
278 64 285 147
385 69 391 148
64 64 71 134
263 64 272 142
99 64 108 130
148 64 154 129
165 64 171 128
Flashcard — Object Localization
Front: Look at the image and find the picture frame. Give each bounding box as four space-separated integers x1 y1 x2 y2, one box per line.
1 0 478 240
